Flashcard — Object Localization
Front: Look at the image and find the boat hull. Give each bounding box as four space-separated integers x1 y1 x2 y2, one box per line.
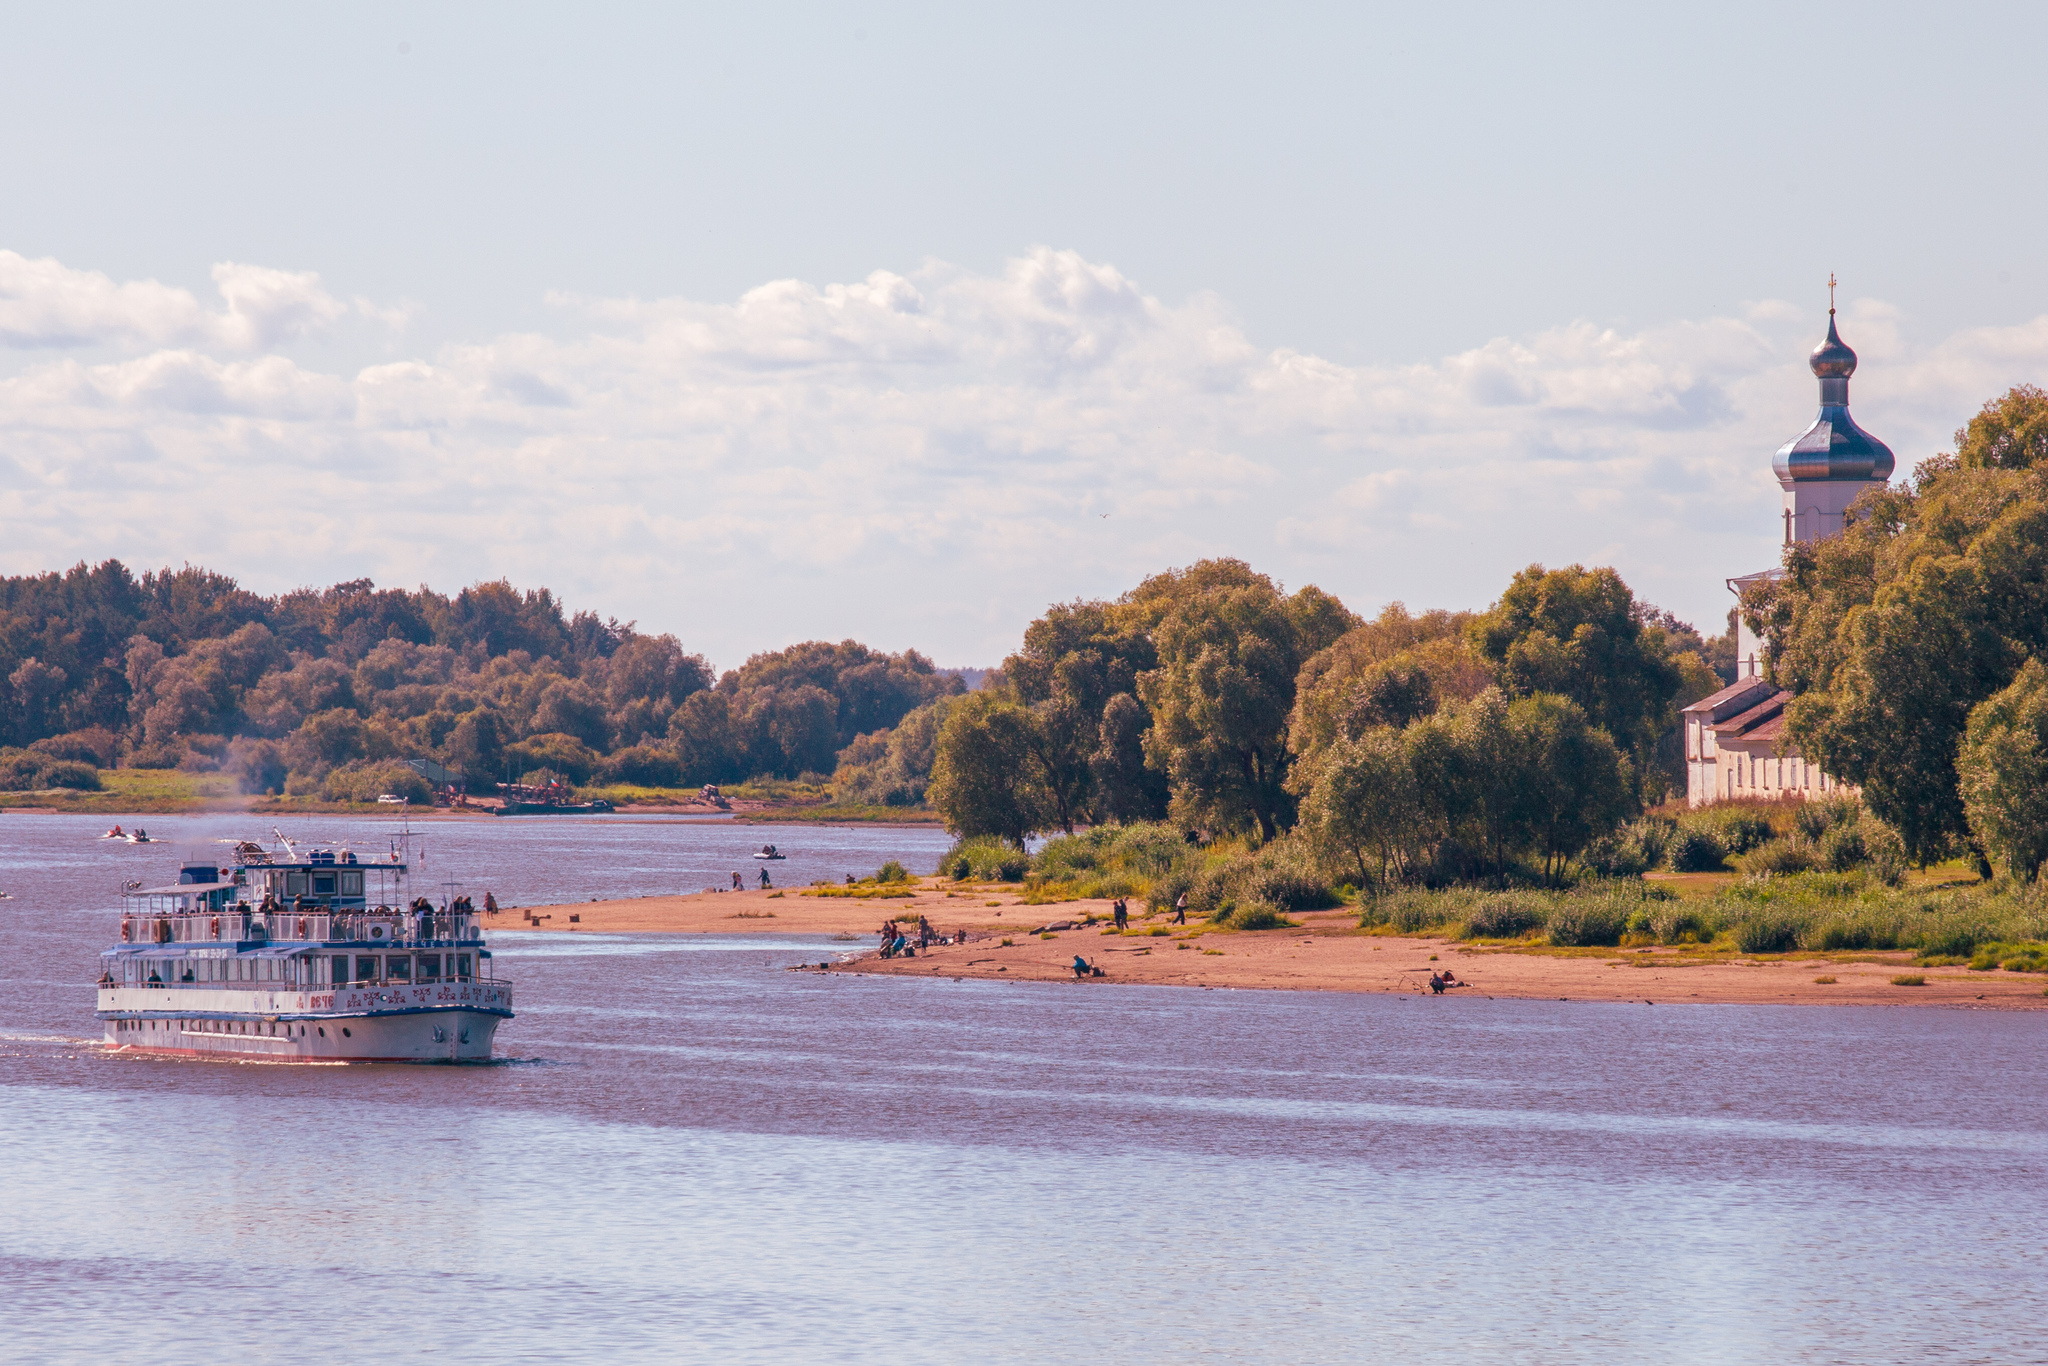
97 982 512 1063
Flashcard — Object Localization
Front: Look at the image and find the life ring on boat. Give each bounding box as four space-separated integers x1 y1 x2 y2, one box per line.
120 918 132 942
297 916 307 937
209 916 220 939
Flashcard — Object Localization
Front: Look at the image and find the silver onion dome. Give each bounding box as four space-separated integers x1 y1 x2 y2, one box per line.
1772 311 1895 484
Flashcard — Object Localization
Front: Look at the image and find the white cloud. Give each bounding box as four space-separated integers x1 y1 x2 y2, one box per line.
3 243 2046 664
0 250 350 351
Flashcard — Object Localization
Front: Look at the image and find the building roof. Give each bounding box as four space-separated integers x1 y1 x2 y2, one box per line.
1681 676 1775 719
1710 689 1793 743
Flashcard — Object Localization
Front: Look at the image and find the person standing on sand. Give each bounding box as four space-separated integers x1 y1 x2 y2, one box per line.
1172 893 1188 925
759 867 772 889
1112 899 1129 930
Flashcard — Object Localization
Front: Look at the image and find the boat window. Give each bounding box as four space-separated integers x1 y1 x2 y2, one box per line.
329 955 348 988
418 953 441 982
387 954 411 982
313 872 337 896
355 955 379 984
455 953 472 980
341 871 363 896
286 872 309 897
256 959 272 982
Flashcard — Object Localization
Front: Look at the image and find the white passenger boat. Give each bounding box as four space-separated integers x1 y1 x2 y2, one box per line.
96 834 511 1063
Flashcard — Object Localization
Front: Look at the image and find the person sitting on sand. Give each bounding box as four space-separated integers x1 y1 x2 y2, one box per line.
731 871 743 891
1073 954 1093 978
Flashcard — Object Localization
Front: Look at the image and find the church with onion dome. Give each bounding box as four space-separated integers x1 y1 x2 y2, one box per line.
1680 288 1892 806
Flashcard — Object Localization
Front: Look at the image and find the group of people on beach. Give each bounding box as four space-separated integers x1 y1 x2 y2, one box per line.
731 868 771 891
877 915 966 959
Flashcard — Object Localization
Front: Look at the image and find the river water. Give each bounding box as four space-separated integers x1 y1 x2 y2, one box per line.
2 812 2043 1364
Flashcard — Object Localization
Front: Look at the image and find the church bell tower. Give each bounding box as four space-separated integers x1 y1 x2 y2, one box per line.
1770 281 1895 545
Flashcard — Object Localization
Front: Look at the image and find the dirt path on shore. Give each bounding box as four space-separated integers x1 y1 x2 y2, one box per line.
511 881 2048 1009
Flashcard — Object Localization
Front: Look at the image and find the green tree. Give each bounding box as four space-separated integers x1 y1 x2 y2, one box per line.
1957 658 2048 880
1506 692 1631 883
1136 563 1357 839
447 707 507 781
1469 564 1695 796
928 692 1049 845
1291 726 1421 885
1747 392 2048 863
1001 598 1162 825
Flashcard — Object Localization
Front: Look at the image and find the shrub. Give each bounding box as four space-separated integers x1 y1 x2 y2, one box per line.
30 726 121 768
1817 823 1867 872
35 758 100 790
1547 898 1628 947
1717 810 1776 854
1794 794 1862 842
1648 904 1712 944
1733 912 1803 954
1742 837 1820 876
941 836 1030 882
601 744 682 786
504 731 600 784
875 859 909 884
0 749 102 791
323 760 435 805
1463 894 1545 939
1666 827 1727 872
1227 903 1295 931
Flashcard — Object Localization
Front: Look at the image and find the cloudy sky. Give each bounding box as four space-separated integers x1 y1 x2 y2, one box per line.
4 3 2046 668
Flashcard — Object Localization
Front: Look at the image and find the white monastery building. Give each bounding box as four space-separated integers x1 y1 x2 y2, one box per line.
1682 300 1892 807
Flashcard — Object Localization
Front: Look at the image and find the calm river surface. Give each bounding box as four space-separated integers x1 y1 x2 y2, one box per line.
2 812 2043 1364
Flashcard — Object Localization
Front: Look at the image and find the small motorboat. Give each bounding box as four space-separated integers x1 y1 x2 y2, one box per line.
753 845 786 860
125 830 156 844
100 826 127 839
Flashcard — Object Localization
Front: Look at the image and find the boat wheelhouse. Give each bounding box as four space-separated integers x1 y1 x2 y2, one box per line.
97 833 511 1062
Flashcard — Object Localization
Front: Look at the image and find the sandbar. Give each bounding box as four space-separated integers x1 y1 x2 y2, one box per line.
510 882 2048 1010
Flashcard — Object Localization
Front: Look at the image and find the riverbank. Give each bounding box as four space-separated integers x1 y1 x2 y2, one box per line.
512 881 2048 1009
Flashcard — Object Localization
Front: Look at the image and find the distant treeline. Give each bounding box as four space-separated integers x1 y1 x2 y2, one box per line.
0 564 959 800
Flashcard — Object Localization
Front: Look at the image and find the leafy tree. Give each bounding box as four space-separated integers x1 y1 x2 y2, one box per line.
833 695 959 806
1291 726 1420 885
1289 606 1490 760
1470 564 1709 800
669 691 747 785
447 707 508 781
1136 562 1358 839
1957 658 2048 879
1089 691 1166 822
927 692 1048 845
286 708 370 778
1955 383 2048 470
1748 393 2048 862
1506 692 1631 883
504 731 601 784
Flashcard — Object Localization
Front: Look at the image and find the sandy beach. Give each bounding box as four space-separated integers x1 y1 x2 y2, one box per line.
513 880 2048 1009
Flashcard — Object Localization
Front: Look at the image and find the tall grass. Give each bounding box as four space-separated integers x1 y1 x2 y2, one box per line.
1364 870 2048 956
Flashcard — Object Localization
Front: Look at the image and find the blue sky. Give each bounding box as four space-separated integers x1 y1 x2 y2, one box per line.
3 2 2045 666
